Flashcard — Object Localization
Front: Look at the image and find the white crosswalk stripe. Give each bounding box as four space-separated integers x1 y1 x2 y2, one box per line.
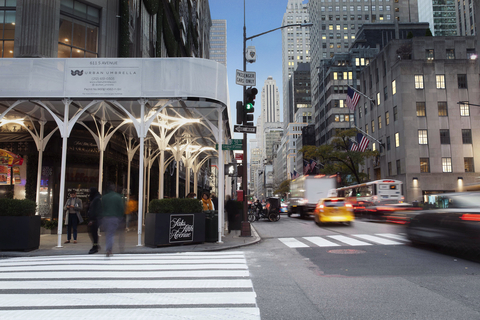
0 252 260 320
277 234 408 248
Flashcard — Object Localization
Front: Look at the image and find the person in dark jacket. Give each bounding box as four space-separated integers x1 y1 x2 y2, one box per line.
225 195 239 233
101 184 125 257
87 187 102 254
211 192 218 210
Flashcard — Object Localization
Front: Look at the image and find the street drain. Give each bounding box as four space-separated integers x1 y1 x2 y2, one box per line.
328 249 366 254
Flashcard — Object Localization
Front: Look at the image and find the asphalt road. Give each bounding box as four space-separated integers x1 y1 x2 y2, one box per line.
243 214 480 320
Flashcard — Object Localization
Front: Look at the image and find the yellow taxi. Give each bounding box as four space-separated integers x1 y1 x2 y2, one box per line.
314 197 354 226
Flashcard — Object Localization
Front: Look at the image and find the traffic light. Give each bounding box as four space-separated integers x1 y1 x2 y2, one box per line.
236 101 243 125
244 87 257 126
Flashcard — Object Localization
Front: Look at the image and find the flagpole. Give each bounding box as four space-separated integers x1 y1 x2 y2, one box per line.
347 85 375 104
352 125 385 148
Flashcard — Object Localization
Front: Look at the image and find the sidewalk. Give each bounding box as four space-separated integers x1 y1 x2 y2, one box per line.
0 225 261 258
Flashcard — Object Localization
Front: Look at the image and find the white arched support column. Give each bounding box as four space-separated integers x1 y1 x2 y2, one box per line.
191 106 226 243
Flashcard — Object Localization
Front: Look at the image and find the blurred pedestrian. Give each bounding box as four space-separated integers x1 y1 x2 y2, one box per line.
101 184 125 257
201 192 213 211
211 192 218 210
87 187 102 254
63 190 83 244
225 195 239 233
186 192 196 199
125 195 138 232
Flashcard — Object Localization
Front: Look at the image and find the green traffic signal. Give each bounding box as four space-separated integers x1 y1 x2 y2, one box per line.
246 103 254 110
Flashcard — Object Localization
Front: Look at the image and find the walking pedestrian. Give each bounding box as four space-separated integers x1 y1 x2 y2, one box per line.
87 187 102 254
125 195 137 232
63 190 83 244
101 184 124 257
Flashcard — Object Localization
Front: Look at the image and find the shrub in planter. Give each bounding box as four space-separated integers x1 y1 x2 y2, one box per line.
0 199 36 217
0 199 40 251
148 198 202 214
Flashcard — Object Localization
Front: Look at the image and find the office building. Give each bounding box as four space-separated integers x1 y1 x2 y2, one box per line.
209 19 227 66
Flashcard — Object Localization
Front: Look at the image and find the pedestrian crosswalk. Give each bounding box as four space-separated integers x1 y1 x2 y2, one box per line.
279 233 407 248
0 252 260 320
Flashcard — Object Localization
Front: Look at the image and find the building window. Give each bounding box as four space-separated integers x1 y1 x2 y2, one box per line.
426 49 434 60
396 159 401 175
378 116 382 129
377 92 380 105
371 120 375 133
365 124 369 134
458 74 467 89
462 129 472 144
392 80 396 95
438 102 448 116
464 158 474 172
384 86 388 101
446 49 455 59
440 129 450 144
359 106 362 118
58 0 100 58
418 129 428 144
416 102 426 117
386 136 391 151
0 1 15 58
393 106 397 121
395 132 400 147
460 103 470 116
442 157 452 173
436 75 445 89
365 105 367 115
420 158 430 173
385 111 390 125
414 75 424 89
388 162 392 176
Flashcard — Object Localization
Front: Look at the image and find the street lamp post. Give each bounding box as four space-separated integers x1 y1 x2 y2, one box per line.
240 0 312 236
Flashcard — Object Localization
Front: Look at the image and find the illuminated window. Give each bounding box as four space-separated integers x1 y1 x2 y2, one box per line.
436 75 445 89
442 158 452 173
418 130 428 144
378 116 382 129
371 120 375 133
438 101 448 116
414 75 424 89
460 103 470 116
420 158 430 173
58 0 99 58
416 102 426 117
395 132 399 147
392 80 396 95
385 111 390 125
376 92 380 105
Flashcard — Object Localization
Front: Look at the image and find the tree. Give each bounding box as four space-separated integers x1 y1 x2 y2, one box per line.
406 31 414 39
274 179 291 195
425 28 433 37
301 128 379 185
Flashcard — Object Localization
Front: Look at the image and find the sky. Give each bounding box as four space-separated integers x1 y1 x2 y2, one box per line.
209 0 295 139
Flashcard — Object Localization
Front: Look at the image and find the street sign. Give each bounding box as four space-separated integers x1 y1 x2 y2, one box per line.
235 69 256 86
234 125 256 134
235 153 244 161
215 144 243 151
229 139 243 145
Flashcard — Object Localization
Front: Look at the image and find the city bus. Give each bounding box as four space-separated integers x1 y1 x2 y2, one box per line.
335 179 404 204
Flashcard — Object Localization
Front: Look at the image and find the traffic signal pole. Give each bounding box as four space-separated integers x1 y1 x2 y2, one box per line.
241 0 250 236
240 0 312 237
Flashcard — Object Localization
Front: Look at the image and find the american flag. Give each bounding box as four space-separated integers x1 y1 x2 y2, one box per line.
350 132 369 152
303 160 309 175
346 87 360 112
310 159 317 171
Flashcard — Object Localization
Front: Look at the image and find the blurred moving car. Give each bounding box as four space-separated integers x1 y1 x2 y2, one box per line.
406 192 480 253
313 197 354 226
362 200 421 223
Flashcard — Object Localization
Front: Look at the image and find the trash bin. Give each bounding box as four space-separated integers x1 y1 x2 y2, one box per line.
204 210 218 242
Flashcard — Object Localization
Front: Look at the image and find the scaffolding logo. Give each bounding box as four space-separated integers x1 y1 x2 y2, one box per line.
71 70 84 76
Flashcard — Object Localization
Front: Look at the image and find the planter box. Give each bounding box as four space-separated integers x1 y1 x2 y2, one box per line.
0 216 41 251
145 212 205 247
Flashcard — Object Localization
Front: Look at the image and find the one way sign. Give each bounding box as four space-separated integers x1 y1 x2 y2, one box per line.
234 125 256 134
